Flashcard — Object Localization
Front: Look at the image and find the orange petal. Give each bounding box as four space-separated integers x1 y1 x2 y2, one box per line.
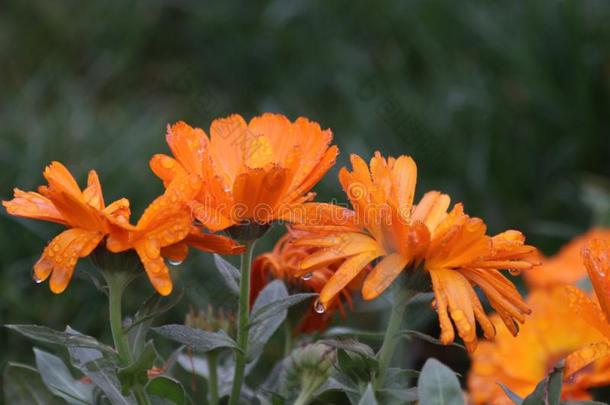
300 233 382 271
565 342 610 377
137 174 200 230
35 228 104 293
189 200 235 232
582 239 610 323
83 170 105 210
319 250 380 307
42 161 82 198
160 242 189 263
3 189 67 225
362 253 409 300
390 155 417 218
285 146 339 204
429 269 455 345
166 122 208 176
135 239 173 296
150 154 187 187
232 166 292 223
184 231 244 254
209 114 248 184
412 191 451 234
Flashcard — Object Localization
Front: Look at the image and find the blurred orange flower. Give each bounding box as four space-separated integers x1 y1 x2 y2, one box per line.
149 114 339 231
468 287 610 404
250 229 362 333
525 228 610 288
106 174 243 295
295 152 537 351
3 162 130 293
563 239 610 380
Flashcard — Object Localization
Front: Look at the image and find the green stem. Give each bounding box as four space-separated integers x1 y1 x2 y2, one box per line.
208 351 219 405
228 239 257 405
107 273 133 366
106 272 151 405
293 379 318 405
374 287 417 390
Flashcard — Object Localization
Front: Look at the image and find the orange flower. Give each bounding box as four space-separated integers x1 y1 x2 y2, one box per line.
295 152 537 351
424 204 536 352
106 174 243 295
468 287 610 405
3 162 242 296
3 162 130 293
525 228 610 289
250 229 362 333
563 239 610 379
149 114 339 231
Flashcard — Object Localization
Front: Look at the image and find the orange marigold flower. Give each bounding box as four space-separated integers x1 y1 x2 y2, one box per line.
295 152 537 351
563 239 610 379
106 174 243 295
524 228 610 289
250 229 362 333
2 162 130 293
468 287 610 405
149 114 339 231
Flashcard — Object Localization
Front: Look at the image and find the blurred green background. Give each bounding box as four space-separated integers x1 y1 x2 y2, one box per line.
2 0 610 401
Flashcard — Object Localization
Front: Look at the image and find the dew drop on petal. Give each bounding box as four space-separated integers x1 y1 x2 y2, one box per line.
314 299 325 314
509 269 522 276
301 272 313 281
168 259 183 266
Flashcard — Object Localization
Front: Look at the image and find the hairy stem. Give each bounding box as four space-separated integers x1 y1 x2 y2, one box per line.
374 287 417 389
107 272 151 405
228 239 256 405
208 351 219 405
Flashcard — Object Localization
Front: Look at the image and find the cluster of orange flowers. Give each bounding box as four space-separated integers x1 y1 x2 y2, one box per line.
18 112 610 394
469 232 610 403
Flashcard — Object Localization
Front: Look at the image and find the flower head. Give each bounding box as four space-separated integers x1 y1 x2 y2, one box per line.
250 229 362 333
149 114 338 232
525 228 610 289
294 152 537 351
468 287 610 404
3 162 129 293
563 239 610 378
3 162 242 295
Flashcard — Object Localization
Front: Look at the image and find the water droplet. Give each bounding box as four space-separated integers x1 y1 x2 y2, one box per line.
168 259 183 266
32 269 44 284
314 299 325 314
301 272 313 281
509 269 522 276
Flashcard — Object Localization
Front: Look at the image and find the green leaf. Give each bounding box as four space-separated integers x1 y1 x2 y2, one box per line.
357 383 378 405
417 358 464 405
118 341 158 394
249 287 316 326
497 383 523 404
3 362 66 405
213 254 240 294
397 330 466 350
562 401 608 405
522 361 564 405
322 326 385 340
6 324 115 354
248 281 315 361
126 292 183 357
153 324 237 353
377 387 418 404
146 376 186 405
65 328 130 405
34 348 93 404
